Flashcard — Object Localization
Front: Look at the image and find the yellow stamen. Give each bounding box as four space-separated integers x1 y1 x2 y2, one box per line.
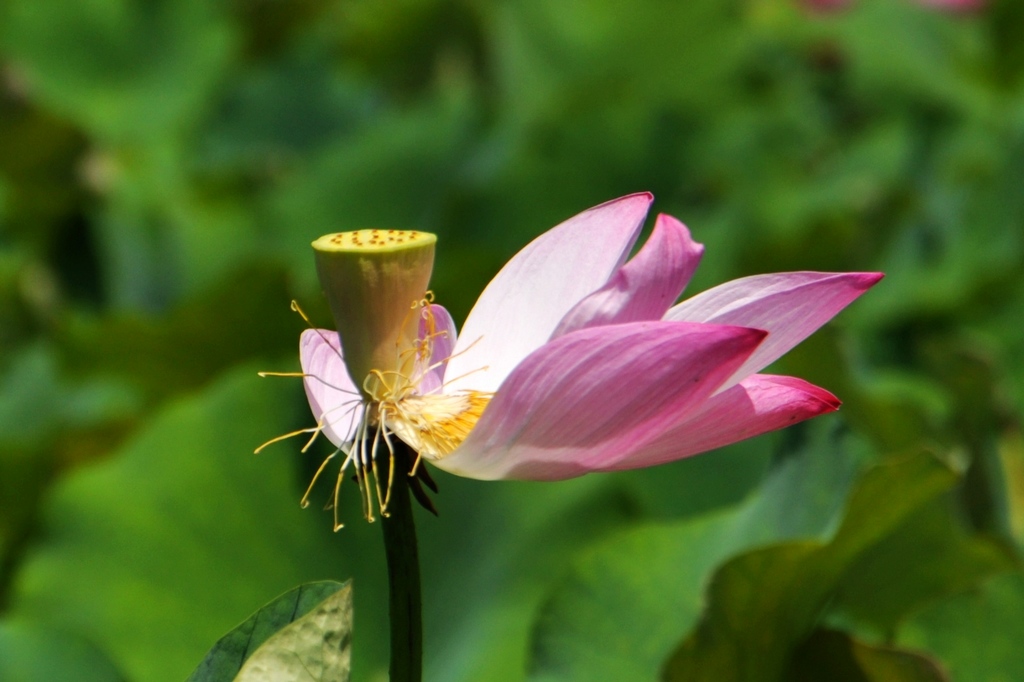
260 296 490 527
254 426 320 454
302 449 339 509
382 392 492 460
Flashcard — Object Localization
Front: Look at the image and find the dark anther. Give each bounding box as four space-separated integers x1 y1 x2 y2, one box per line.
416 463 439 494
408 475 439 516
390 439 439 515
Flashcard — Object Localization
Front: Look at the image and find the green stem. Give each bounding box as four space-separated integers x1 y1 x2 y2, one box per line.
381 443 423 682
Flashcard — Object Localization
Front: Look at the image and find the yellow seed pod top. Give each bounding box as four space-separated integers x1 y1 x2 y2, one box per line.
312 230 437 398
313 229 437 254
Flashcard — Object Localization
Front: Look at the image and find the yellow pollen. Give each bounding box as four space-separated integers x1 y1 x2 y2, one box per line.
381 391 491 460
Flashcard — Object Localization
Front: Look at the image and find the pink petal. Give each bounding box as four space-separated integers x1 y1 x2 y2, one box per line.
434 321 767 480
664 271 883 390
415 303 456 395
299 329 364 447
444 193 653 394
552 214 704 337
600 374 840 471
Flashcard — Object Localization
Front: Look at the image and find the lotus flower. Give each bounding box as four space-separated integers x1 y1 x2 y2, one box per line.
295 193 881 499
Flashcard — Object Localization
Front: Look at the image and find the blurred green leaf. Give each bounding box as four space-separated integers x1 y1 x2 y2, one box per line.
0 343 137 451
0 87 88 248
788 628 948 682
816 0 987 112
830 499 1017 634
1000 427 1024 553
415 429 800 681
5 368 355 682
2 0 235 141
492 0 746 124
197 54 374 175
0 343 138 573
267 87 475 294
188 581 351 682
57 265 299 401
898 572 1024 680
527 424 860 682
618 435 773 520
416 473 635 681
339 0 484 92
0 619 126 682
662 453 956 682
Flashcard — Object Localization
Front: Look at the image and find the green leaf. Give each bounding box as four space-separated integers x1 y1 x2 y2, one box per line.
897 572 1024 680
830 500 1017 633
662 453 957 682
0 619 126 682
527 424 861 682
788 628 948 682
236 582 352 682
1000 427 1024 553
56 265 300 401
0 343 137 452
5 368 361 682
267 88 473 295
188 581 352 682
2 0 234 140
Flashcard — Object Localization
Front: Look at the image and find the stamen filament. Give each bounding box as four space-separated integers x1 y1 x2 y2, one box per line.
359 419 376 522
259 369 361 398
300 422 324 453
290 299 351 369
302 449 339 509
382 426 397 510
370 426 390 517
332 457 348 531
410 450 424 477
254 427 319 454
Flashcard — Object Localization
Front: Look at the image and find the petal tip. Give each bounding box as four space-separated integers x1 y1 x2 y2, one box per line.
760 374 841 414
591 191 654 212
858 272 886 289
654 211 681 226
744 325 771 344
802 382 842 413
819 391 842 412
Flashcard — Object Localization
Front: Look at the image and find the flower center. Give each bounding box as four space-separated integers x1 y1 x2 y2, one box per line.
259 298 491 529
364 299 492 461
380 391 491 460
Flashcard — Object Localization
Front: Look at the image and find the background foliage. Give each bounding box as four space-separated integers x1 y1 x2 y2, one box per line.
1 0 1023 679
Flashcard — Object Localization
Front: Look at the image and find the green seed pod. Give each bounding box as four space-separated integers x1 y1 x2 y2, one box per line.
312 229 436 398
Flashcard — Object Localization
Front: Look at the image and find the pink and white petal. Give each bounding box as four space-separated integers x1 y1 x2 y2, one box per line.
599 374 840 471
664 271 883 390
415 303 457 395
434 321 767 480
552 214 704 337
299 329 364 447
444 193 653 394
